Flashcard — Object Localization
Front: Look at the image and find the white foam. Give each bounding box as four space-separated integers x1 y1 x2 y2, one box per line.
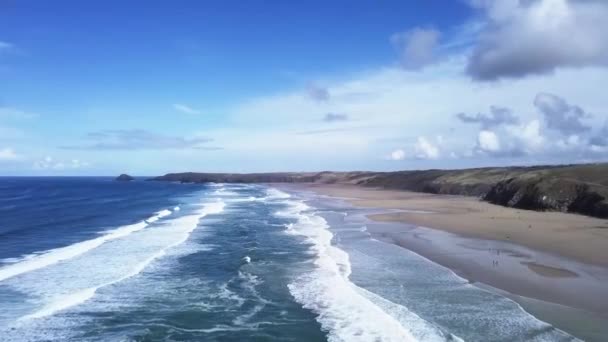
226 196 258 203
173 206 180 211
356 286 463 342
265 188 291 199
278 198 450 342
232 270 268 326
145 209 172 223
20 200 226 320
243 256 251 263
0 208 176 283
212 188 239 196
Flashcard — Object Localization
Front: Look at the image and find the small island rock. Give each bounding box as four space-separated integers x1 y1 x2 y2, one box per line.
115 174 135 182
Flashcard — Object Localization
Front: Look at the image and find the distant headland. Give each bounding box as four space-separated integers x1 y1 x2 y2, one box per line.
151 163 608 219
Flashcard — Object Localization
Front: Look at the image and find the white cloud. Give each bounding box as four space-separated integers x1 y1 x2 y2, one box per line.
62 129 214 150
477 130 501 153
467 0 608 80
209 56 608 168
509 119 545 153
415 136 440 160
173 103 201 115
388 149 406 161
472 118 546 157
0 148 19 161
33 156 90 170
391 28 441 69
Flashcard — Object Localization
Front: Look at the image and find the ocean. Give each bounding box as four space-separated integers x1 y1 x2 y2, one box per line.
0 178 579 341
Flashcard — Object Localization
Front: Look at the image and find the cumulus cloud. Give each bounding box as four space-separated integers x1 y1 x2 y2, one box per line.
0 147 19 161
511 119 545 152
534 92 591 135
476 130 501 153
388 149 406 161
322 113 349 122
307 84 330 102
198 56 608 168
391 27 441 69
456 106 519 128
173 103 201 115
414 136 440 159
467 0 608 80
460 92 603 159
61 129 216 150
454 90 603 159
478 119 545 157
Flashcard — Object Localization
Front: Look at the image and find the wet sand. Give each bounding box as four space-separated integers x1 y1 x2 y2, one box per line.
276 183 608 341
522 262 579 278
296 184 608 267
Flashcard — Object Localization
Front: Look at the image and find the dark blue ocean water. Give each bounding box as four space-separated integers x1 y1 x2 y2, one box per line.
0 178 578 341
0 178 201 260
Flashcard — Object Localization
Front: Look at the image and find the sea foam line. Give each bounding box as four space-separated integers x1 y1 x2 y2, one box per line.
272 188 449 342
0 208 175 283
21 200 226 320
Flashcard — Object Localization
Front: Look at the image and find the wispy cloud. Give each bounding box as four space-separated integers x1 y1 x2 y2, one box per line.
0 41 14 53
61 129 216 150
391 27 441 70
0 147 20 161
456 106 519 129
322 113 349 123
33 156 90 170
296 127 352 135
307 84 330 102
173 103 201 115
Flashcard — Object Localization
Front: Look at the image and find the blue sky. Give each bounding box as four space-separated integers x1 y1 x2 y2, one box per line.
1 0 608 175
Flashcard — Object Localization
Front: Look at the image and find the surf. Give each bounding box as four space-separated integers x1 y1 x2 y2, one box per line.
271 189 451 342
16 199 225 320
0 208 176 282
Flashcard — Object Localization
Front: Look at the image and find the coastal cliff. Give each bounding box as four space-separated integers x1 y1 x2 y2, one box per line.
152 163 608 218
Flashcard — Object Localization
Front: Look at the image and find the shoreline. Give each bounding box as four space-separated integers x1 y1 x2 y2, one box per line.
276 183 608 340
293 183 608 267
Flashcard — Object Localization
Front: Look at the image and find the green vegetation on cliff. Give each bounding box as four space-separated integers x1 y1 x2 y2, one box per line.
152 163 608 218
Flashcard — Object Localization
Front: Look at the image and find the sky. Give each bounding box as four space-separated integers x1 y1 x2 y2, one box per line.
1 0 608 175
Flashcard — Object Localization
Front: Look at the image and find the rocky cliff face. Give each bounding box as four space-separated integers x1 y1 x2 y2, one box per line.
152 163 608 219
483 176 608 218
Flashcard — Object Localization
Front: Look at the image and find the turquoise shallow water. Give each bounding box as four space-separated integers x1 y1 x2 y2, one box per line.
0 179 579 341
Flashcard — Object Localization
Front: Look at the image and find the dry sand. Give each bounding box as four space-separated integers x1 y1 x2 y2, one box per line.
278 183 608 339
300 184 608 267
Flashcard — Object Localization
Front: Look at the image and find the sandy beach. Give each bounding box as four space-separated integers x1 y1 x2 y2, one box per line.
277 183 608 340
297 183 608 267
